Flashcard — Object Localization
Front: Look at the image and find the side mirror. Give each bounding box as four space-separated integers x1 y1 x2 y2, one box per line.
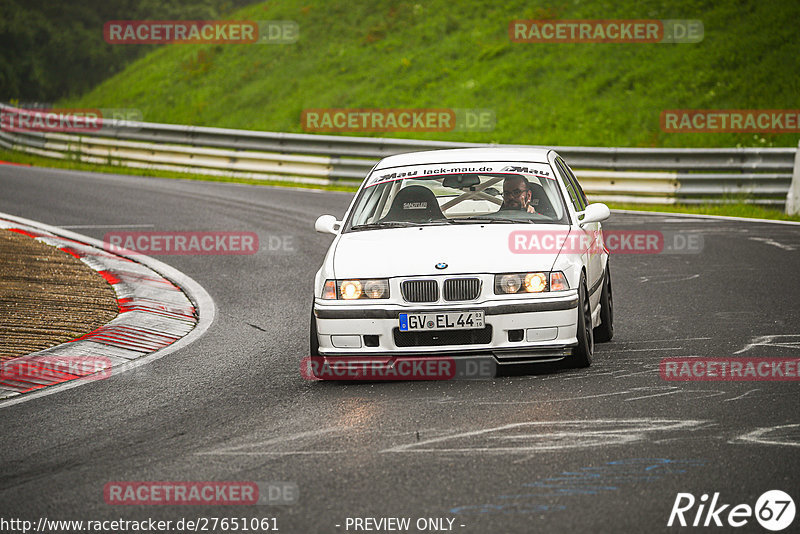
315 214 341 235
579 203 611 226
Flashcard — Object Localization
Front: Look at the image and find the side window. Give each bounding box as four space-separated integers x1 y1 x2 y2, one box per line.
563 161 589 208
555 159 582 212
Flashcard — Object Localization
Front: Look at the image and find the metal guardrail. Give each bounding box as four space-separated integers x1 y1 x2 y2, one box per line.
1 104 798 211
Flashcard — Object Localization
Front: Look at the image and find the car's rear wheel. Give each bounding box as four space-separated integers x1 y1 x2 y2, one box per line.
567 273 593 368
593 263 614 343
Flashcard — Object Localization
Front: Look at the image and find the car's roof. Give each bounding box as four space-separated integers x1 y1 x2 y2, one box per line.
373 147 553 170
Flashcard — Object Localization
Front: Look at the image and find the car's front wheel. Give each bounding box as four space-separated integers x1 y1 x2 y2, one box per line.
593 263 614 342
310 303 320 357
567 273 593 368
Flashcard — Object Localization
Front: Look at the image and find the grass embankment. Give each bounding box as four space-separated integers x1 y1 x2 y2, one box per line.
59 0 800 149
5 0 799 220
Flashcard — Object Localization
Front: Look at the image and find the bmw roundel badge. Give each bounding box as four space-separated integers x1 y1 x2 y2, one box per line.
435 262 448 270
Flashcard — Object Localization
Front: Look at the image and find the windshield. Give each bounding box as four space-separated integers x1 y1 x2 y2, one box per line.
345 161 569 231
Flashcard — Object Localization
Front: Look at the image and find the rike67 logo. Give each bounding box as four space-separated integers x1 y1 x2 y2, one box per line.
668 490 795 531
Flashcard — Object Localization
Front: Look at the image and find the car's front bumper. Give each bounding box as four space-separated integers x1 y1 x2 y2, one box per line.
314 290 579 364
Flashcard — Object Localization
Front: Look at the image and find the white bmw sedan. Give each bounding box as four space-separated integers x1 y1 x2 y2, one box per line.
311 147 613 376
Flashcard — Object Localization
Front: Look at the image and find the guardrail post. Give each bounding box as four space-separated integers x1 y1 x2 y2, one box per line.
787 140 800 216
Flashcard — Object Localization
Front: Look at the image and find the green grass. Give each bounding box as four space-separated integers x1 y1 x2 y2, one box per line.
4 149 798 222
58 0 800 149
23 0 796 221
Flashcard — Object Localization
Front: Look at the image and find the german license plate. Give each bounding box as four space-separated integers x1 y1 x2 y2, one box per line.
398 311 485 331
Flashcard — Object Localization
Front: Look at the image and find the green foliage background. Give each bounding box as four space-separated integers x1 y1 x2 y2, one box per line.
0 0 252 101
4 0 799 148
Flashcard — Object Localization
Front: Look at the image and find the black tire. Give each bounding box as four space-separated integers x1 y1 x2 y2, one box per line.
593 263 614 343
310 304 320 357
567 274 593 368
308 304 328 380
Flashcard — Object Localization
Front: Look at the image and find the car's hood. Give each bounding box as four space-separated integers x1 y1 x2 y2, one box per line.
332 224 569 278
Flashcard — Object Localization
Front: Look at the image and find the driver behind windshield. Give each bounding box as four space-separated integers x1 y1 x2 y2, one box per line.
500 175 536 213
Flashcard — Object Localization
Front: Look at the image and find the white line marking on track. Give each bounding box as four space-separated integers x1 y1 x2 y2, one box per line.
723 389 760 402
732 424 800 447
748 237 796 251
59 224 156 229
381 419 708 453
735 334 800 354
682 389 727 400
624 389 681 401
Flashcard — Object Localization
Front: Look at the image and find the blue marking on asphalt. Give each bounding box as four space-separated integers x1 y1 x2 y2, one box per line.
450 458 705 515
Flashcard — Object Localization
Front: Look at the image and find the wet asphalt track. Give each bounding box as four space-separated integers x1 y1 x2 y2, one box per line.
1 165 799 533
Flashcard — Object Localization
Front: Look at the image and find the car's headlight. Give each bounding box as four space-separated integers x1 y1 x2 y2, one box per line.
363 279 389 299
494 272 569 294
340 280 363 300
524 272 547 293
496 273 522 294
323 279 390 300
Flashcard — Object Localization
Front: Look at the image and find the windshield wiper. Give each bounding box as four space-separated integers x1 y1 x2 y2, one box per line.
350 221 444 231
447 217 534 224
